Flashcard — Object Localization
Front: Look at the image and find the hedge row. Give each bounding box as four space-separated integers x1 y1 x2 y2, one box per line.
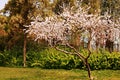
0 47 120 70
27 48 120 70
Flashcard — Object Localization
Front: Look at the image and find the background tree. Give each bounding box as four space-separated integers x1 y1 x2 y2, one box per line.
53 0 76 14
3 0 37 67
0 15 8 51
101 0 120 17
3 0 58 67
82 0 101 14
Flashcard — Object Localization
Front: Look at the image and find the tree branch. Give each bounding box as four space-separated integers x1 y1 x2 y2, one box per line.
66 43 85 59
55 46 76 55
86 48 91 60
54 46 86 65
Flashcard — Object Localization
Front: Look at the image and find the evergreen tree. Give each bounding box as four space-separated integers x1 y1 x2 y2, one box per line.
3 0 36 67
3 0 56 67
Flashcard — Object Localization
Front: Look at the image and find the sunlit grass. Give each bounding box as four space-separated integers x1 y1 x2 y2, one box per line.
0 67 120 80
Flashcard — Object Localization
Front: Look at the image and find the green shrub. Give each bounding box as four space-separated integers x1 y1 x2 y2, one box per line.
1 46 23 67
37 48 120 70
27 48 76 69
89 51 120 70
1 45 120 70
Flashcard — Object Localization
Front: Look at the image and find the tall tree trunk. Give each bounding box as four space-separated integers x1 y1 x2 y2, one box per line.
23 33 27 67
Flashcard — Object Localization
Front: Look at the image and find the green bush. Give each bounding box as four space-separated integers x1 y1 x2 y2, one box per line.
0 40 47 67
27 48 120 70
0 45 120 70
0 46 23 67
27 48 76 69
89 52 120 70
0 50 21 67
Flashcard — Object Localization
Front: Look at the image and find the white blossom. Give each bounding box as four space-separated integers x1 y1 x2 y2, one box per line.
25 6 120 47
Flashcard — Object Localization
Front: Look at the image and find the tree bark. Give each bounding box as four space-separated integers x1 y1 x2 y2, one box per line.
23 33 27 67
85 59 92 80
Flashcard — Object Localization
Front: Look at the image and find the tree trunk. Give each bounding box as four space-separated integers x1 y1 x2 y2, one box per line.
55 45 92 80
23 33 27 67
85 59 92 80
86 33 92 80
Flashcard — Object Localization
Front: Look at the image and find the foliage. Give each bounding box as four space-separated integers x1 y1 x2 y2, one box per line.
53 0 76 14
0 15 8 51
101 0 120 18
89 51 120 70
0 46 23 67
0 40 46 67
3 0 36 47
27 48 120 70
27 47 75 69
0 46 120 70
82 0 101 14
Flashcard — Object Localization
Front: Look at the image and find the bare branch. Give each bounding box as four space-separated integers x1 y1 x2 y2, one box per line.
55 46 75 55
55 46 86 65
66 43 85 59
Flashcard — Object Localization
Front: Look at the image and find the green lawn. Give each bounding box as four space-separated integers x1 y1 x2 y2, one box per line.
0 67 120 80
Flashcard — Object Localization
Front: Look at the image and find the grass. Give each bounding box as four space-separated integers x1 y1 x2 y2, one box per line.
0 67 120 80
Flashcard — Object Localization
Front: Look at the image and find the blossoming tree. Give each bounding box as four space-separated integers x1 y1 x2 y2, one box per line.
25 5 119 80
